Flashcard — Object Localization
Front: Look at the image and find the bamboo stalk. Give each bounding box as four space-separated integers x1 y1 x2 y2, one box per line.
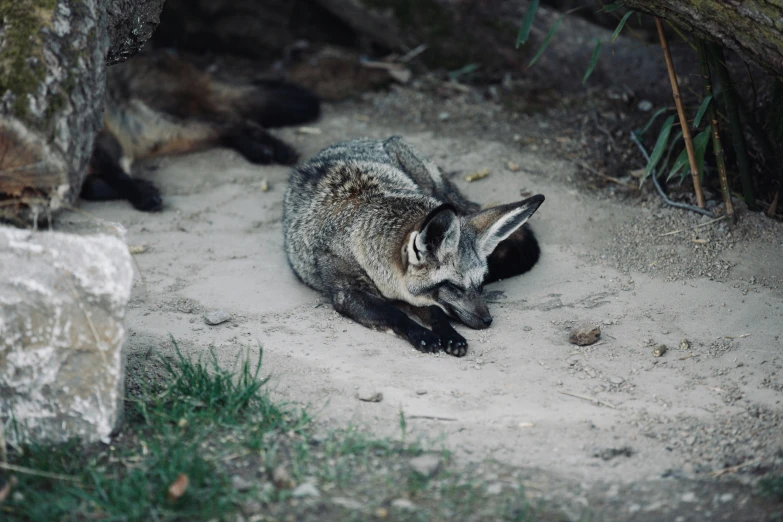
697 39 735 222
709 44 757 210
654 17 705 208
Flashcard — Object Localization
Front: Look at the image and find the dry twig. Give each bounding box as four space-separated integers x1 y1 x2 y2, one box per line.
0 462 81 483
559 391 616 409
658 215 726 237
407 415 458 422
655 17 705 208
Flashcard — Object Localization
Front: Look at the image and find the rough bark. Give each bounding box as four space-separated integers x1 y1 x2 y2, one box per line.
622 0 783 76
0 0 108 226
0 224 134 444
105 0 166 65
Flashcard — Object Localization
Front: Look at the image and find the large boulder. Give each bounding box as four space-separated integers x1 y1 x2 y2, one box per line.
0 225 134 444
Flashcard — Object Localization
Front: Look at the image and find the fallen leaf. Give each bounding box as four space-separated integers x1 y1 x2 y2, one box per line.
465 168 490 182
518 422 535 429
167 473 189 501
506 161 521 172
260 177 269 192
569 324 601 346
128 244 147 255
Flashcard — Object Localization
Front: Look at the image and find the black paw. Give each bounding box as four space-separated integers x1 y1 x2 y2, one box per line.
226 125 299 166
434 326 467 357
408 328 442 354
129 179 163 212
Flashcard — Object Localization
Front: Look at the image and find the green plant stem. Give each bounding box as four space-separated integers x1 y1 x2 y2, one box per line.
655 17 705 208
709 44 757 210
697 39 735 222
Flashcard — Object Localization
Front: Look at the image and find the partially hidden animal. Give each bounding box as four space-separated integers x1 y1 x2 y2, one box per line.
81 51 320 211
283 137 545 356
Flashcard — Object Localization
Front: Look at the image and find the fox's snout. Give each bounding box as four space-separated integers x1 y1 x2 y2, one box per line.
450 298 493 329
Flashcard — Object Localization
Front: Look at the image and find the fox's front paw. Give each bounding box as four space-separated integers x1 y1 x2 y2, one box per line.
408 328 442 354
130 179 163 212
440 332 467 357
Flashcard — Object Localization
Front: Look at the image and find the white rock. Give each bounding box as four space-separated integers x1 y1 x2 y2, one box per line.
0 225 133 444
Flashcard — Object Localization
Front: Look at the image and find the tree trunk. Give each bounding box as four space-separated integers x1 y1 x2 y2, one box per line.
0 0 108 226
0 0 164 227
621 0 783 76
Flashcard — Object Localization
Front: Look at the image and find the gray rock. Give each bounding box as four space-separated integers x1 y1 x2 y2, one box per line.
409 454 442 478
292 482 320 498
609 376 625 385
204 309 231 325
0 226 134 444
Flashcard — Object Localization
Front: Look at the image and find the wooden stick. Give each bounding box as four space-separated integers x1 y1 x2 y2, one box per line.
558 391 616 409
697 39 735 222
407 415 458 422
655 17 705 208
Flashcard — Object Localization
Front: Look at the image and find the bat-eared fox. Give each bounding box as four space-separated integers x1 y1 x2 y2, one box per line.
283 137 545 357
81 51 320 211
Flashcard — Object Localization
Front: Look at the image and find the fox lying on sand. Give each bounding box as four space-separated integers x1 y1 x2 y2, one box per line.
81 51 320 212
283 137 545 356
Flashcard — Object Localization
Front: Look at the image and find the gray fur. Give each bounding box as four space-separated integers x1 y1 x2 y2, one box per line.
283 136 545 355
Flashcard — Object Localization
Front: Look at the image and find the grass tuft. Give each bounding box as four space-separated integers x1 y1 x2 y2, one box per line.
1 340 552 521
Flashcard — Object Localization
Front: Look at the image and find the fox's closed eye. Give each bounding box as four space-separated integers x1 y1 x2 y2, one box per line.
444 282 464 294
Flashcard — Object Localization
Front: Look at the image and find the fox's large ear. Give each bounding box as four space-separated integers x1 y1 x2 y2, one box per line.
408 204 460 265
469 195 545 257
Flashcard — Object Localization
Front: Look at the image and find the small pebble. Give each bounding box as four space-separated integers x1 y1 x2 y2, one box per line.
638 100 653 112
486 483 503 495
409 454 441 478
391 498 416 510
681 492 696 503
416 389 428 395
231 475 253 492
204 309 231 326
357 390 383 402
292 483 320 498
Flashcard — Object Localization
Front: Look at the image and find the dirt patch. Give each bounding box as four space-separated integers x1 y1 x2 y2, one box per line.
61 81 783 520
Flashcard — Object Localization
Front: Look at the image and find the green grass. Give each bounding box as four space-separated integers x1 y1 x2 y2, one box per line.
1 342 556 522
760 474 783 502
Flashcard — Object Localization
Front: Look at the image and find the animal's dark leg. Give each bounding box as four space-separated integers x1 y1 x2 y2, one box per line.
330 288 442 353
222 123 298 166
410 305 468 357
82 140 162 212
485 224 541 283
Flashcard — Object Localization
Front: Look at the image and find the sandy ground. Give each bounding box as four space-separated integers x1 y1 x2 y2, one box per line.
68 90 783 520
